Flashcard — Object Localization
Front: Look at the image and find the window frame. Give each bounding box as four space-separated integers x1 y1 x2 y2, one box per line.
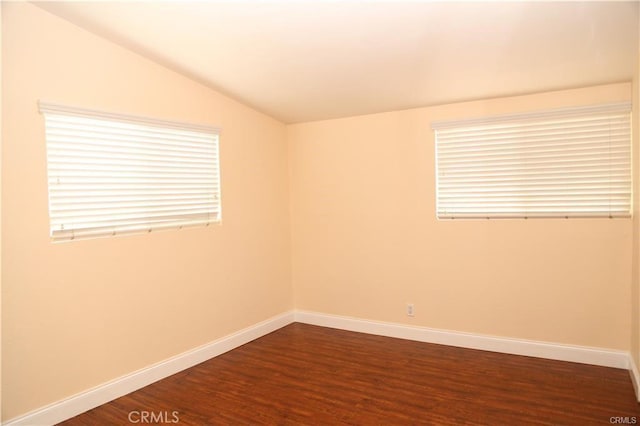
40 101 222 242
432 102 632 220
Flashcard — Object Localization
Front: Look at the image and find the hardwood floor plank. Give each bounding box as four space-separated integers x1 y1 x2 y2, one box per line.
59 323 639 425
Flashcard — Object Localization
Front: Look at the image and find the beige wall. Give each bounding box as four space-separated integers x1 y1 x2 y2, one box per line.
632 16 640 377
1 2 3 422
289 83 633 351
1 3 291 420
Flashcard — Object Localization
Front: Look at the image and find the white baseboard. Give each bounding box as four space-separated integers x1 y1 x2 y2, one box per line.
630 355 640 402
294 310 630 369
4 311 295 426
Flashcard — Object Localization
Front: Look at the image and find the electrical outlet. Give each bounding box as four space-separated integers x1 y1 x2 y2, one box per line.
407 303 415 317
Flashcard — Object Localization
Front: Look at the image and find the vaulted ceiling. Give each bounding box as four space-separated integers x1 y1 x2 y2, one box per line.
35 1 639 123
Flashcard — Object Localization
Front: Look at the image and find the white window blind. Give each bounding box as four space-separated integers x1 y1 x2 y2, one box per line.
433 102 631 219
40 101 221 241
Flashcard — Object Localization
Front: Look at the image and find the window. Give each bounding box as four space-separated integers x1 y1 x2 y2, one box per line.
40 101 221 241
432 102 631 219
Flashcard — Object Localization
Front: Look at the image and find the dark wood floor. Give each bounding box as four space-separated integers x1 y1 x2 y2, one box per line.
60 323 639 425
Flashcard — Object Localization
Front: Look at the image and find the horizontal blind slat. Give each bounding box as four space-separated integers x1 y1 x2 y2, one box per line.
438 147 630 164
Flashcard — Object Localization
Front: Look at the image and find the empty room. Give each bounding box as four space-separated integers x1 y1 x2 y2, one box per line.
2 1 640 424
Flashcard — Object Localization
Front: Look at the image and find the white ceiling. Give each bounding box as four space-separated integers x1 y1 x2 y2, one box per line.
35 1 639 124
